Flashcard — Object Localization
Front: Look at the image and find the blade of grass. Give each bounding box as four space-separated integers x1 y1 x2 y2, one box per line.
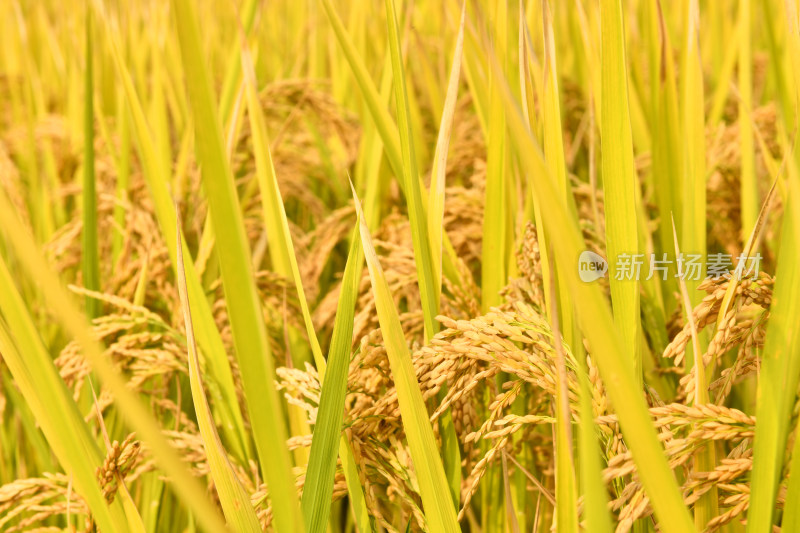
489 47 695 533
240 42 323 368
748 4 800 527
519 5 553 325
0 189 227 533
352 185 460 533
680 0 707 310
575 356 613 533
599 0 641 385
501 453 521 533
94 0 251 465
322 0 464 292
428 2 464 304
170 0 303 528
301 223 364 533
540 0 586 410
781 155 800 529
444 0 488 138
0 259 127 533
384 0 438 341
353 49 393 232
82 5 100 318
541 0 568 200
386 0 463 514
671 216 717 527
539 4 581 530
424 3 465 509
219 0 259 125
651 1 682 303
747 158 800 532
738 0 758 238
482 0 508 312
0 369 54 475
239 41 371 533
175 210 262 532
239 42 313 467
571 0 601 125
676 8 715 525
320 0 402 178
547 254 578 533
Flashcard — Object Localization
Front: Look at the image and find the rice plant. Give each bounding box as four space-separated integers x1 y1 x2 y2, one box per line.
0 0 798 531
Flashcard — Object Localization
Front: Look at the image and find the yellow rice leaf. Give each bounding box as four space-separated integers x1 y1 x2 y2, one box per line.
175 212 262 532
0 180 227 533
489 48 695 533
352 185 459 533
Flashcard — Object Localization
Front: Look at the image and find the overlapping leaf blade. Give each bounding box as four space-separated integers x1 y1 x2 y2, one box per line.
352 187 459 533
175 214 262 532
170 0 303 528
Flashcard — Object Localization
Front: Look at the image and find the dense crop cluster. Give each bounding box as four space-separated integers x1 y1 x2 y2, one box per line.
1 0 799 532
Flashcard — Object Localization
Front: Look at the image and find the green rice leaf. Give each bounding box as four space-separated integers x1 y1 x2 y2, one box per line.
322 0 464 295
82 5 99 319
218 0 259 125
650 1 682 302
320 0 402 178
383 1 464 508
174 211 262 533
240 41 371 533
738 0 758 238
481 0 508 312
428 3 464 303
547 270 578 533
95 0 251 465
748 157 800 531
383 0 438 341
0 254 126 533
301 223 364 533
679 0 707 309
0 184 228 533
541 4 578 530
170 0 303 528
599 0 641 383
352 185 460 533
748 5 800 529
489 49 695 533
240 42 324 367
671 212 718 528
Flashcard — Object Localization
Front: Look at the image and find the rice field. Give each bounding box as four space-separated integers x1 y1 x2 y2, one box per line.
0 0 798 531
